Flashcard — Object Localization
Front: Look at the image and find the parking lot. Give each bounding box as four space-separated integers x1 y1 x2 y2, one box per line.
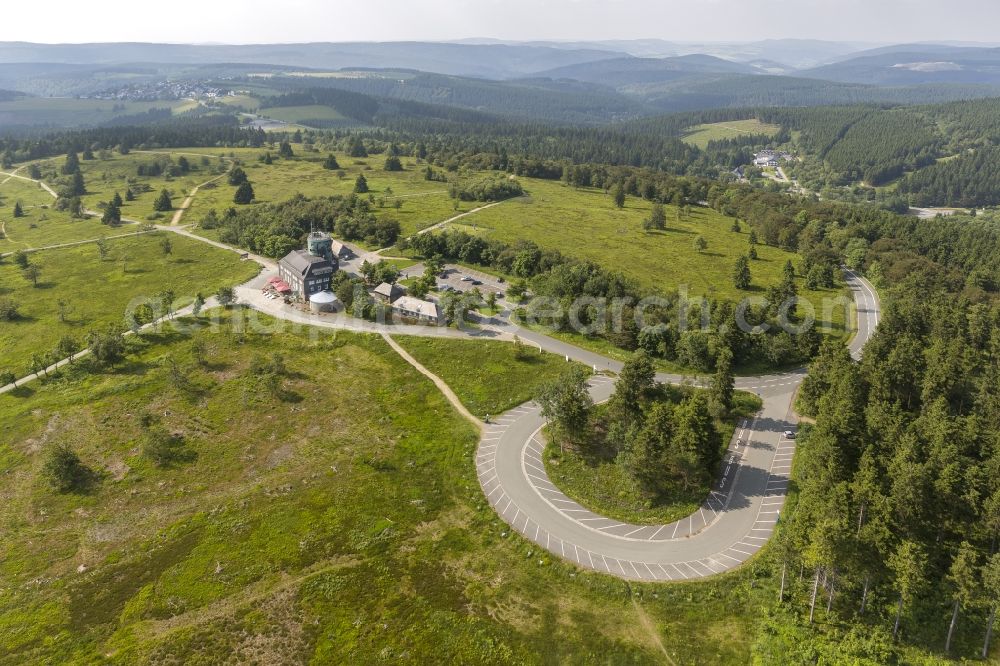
435 265 508 302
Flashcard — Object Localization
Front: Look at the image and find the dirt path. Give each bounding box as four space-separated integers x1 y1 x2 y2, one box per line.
416 197 519 236
171 173 226 225
631 597 676 665
0 166 22 185
380 331 483 430
0 228 155 259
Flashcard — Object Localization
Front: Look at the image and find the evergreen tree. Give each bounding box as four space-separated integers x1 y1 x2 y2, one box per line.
70 171 86 196
153 189 172 212
732 255 752 290
12 201 23 218
354 173 369 194
323 154 340 170
278 141 294 159
61 151 79 175
227 167 248 186
348 137 368 158
112 192 123 208
102 202 121 225
233 181 255 204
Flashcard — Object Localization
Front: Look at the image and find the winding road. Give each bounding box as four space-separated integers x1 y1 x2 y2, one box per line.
1 160 882 580
475 269 880 580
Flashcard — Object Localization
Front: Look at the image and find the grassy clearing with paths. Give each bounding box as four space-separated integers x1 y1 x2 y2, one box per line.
680 119 782 149
393 336 581 418
544 390 762 526
454 177 849 336
0 233 259 376
0 313 772 664
185 148 468 239
1 178 127 252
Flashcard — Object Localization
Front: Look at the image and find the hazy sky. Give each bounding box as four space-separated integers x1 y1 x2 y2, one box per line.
1 0 998 44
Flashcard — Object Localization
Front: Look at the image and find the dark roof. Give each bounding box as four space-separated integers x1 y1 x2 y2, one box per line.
279 250 335 279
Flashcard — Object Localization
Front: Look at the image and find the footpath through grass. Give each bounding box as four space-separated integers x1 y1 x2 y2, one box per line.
544 389 762 526
394 336 580 418
0 232 259 376
0 313 769 664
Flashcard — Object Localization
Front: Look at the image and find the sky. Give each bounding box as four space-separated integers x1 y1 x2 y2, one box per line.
1 0 998 44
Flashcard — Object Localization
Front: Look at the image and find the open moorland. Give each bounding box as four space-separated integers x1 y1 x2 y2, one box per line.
183 149 470 240
0 313 773 664
0 178 127 252
0 233 258 375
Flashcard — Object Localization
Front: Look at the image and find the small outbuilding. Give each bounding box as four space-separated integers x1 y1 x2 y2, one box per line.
308 290 340 313
373 282 404 303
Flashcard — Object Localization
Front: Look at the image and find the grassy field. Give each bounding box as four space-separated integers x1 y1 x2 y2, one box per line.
393 336 580 418
0 98 192 128
1 177 133 252
544 390 762 526
69 151 229 222
453 177 848 333
681 119 782 149
258 104 348 125
0 233 259 376
0 313 776 664
181 148 467 239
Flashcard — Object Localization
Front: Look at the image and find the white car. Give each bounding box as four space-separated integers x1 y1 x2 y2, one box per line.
783 430 796 440
460 276 473 282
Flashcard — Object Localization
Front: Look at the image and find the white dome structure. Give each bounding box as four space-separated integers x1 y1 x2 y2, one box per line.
308 290 339 313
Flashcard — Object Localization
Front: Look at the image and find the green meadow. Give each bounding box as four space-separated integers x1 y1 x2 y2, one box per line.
680 119 782 149
394 336 579 418
0 233 258 376
453 177 848 333
0 312 779 664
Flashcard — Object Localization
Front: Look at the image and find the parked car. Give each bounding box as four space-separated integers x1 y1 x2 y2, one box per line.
471 279 482 286
460 276 472 282
783 430 796 440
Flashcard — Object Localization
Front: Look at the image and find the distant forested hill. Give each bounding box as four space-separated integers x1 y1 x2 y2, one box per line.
747 99 1000 203
262 73 648 125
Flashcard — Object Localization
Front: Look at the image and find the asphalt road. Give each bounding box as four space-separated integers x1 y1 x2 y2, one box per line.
476 269 880 580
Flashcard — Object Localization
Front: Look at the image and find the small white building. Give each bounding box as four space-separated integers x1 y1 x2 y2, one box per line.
391 296 441 324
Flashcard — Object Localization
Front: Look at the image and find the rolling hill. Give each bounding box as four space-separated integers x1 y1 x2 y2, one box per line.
803 45 1000 84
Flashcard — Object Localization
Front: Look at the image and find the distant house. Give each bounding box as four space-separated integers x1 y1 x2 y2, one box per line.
278 250 336 299
373 282 404 303
391 296 441 324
